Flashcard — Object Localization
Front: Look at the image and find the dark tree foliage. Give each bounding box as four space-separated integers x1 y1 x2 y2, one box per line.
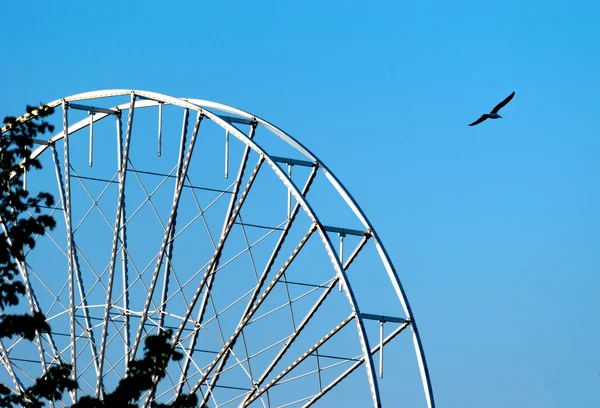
73 330 198 408
0 104 75 408
1 105 56 314
0 107 198 407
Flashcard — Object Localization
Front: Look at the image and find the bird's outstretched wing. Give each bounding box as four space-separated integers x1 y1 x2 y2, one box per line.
468 114 488 126
491 91 515 113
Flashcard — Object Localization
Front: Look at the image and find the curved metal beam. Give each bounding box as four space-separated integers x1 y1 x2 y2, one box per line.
186 97 435 408
6 89 434 407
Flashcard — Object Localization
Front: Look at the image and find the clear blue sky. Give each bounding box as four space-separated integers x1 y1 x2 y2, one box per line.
2 1 599 407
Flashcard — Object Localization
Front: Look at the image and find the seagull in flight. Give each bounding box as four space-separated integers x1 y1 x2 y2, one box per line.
468 91 515 126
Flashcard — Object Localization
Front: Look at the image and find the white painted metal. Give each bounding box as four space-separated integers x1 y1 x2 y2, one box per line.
157 108 190 331
339 233 344 292
303 320 411 408
0 216 50 405
61 101 78 403
184 95 435 408
1 90 435 408
173 125 254 401
0 341 25 398
132 91 385 407
202 166 319 406
130 110 203 362
243 313 355 406
241 234 369 406
379 321 384 379
176 124 259 406
224 129 229 178
89 110 93 166
51 145 100 377
157 102 163 157
287 164 292 219
115 113 132 367
193 222 317 402
95 93 136 397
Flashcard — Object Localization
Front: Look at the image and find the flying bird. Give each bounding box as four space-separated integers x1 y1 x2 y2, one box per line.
468 91 515 126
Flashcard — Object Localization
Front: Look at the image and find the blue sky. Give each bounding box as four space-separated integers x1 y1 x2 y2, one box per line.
2 1 599 407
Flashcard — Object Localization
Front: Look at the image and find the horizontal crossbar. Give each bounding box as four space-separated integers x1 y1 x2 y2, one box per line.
322 225 369 237
68 103 117 115
359 313 407 324
216 114 255 125
271 155 316 167
68 171 233 195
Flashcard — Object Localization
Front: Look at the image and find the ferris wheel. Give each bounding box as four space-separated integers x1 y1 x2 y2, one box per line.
0 90 435 407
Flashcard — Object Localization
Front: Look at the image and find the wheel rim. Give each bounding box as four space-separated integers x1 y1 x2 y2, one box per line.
0 90 434 407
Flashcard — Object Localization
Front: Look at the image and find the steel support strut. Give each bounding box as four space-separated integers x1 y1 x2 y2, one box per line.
173 123 257 400
144 154 265 406
3 91 435 408
61 101 78 403
303 320 411 407
244 313 355 406
0 216 50 404
0 341 25 398
51 145 100 377
114 113 131 366
191 223 318 401
240 234 370 405
170 156 265 353
143 109 192 406
199 164 318 406
96 93 136 397
130 110 203 362
158 108 190 330
187 94 435 408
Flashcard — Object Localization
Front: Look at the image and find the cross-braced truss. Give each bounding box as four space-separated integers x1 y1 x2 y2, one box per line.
0 91 435 408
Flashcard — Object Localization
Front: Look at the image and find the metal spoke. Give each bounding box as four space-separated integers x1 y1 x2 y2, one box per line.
51 145 100 376
193 223 317 401
0 340 27 397
173 123 257 401
1 217 47 321
121 164 179 228
116 111 131 366
130 110 203 361
96 94 135 397
199 165 318 403
242 235 369 404
243 313 355 406
61 101 78 403
70 167 119 234
158 109 190 330
119 160 194 316
3 91 434 407
170 154 265 348
0 218 51 402
303 320 411 407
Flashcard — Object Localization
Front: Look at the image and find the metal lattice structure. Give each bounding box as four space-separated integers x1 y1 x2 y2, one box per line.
0 90 434 407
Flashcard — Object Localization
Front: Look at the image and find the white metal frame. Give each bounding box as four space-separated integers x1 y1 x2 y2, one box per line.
0 90 434 408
